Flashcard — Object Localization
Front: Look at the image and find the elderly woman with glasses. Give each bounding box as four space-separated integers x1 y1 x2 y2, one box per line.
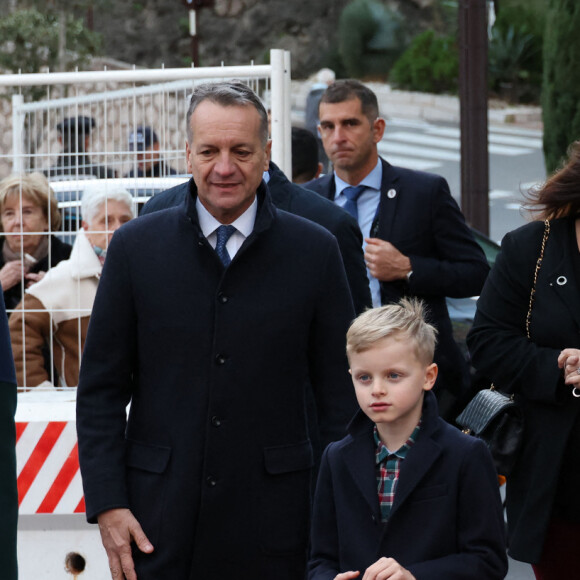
0 173 71 312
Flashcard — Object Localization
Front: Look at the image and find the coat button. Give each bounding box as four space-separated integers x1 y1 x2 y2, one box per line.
218 293 228 304
206 476 217 487
215 354 227 365
211 416 221 427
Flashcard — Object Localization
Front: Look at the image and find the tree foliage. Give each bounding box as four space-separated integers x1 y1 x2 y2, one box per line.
488 2 544 104
390 30 458 94
542 0 580 174
0 7 101 100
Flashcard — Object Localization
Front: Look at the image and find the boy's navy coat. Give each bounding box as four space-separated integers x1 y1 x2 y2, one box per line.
308 392 508 580
77 183 357 579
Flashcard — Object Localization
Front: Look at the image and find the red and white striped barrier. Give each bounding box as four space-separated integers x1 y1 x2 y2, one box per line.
15 391 85 515
16 420 85 515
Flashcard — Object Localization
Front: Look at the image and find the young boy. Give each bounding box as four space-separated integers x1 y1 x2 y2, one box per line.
308 299 507 580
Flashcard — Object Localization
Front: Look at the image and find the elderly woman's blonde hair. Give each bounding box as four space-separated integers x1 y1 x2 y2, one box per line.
346 298 437 365
0 173 61 231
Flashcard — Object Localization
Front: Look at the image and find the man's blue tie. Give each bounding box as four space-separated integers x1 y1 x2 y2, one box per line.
342 185 366 221
215 225 236 267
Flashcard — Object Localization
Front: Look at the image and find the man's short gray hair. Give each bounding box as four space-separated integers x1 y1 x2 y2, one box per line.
81 182 135 226
186 81 269 146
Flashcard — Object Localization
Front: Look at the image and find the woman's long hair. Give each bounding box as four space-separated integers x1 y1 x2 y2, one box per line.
524 141 580 220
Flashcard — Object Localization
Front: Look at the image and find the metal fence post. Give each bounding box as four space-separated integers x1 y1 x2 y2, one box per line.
12 94 25 174
270 48 291 178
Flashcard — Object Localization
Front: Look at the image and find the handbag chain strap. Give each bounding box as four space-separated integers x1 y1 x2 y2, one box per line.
525 219 550 340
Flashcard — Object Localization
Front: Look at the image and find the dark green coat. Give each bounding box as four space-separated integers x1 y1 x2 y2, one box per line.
0 289 18 579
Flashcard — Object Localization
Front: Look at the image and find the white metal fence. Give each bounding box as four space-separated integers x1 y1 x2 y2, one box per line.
5 48 292 178
0 48 292 390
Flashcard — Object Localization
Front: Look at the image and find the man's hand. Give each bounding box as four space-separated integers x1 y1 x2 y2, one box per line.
0 260 25 291
335 572 360 580
362 557 416 580
364 238 411 282
97 508 154 580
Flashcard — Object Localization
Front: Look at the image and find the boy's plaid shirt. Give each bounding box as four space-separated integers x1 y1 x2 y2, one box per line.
374 422 421 523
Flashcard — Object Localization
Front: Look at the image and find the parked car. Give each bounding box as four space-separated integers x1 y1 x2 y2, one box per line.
448 229 501 359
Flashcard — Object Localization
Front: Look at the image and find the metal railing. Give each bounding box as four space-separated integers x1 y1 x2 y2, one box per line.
2 48 292 179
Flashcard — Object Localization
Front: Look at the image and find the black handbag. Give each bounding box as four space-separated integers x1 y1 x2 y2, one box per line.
457 219 551 476
456 386 524 476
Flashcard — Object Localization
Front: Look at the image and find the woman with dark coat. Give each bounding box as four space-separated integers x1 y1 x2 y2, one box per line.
467 141 580 579
0 173 71 311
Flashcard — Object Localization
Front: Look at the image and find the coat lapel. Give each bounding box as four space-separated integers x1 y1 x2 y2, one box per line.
376 159 401 240
389 392 442 519
342 414 382 520
316 173 335 201
388 437 441 518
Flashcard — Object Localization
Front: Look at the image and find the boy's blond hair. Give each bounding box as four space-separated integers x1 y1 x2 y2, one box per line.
346 298 437 365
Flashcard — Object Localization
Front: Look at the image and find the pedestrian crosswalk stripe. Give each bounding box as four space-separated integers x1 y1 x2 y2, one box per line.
489 190 514 199
378 141 461 162
384 131 534 158
387 132 460 150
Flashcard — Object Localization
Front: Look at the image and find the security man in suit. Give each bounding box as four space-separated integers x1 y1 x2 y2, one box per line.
305 79 490 419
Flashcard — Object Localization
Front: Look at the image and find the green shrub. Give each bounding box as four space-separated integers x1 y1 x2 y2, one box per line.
389 30 458 94
488 2 544 104
338 0 408 80
488 24 540 103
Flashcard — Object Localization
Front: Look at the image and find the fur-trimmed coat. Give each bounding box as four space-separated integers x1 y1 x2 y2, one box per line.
9 229 101 388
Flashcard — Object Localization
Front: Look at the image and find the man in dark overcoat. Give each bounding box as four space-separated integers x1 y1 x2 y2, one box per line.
76 81 357 580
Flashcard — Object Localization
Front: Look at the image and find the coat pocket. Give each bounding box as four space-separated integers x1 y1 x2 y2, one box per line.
126 439 172 473
126 439 172 547
410 483 448 503
259 441 314 555
263 440 314 474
